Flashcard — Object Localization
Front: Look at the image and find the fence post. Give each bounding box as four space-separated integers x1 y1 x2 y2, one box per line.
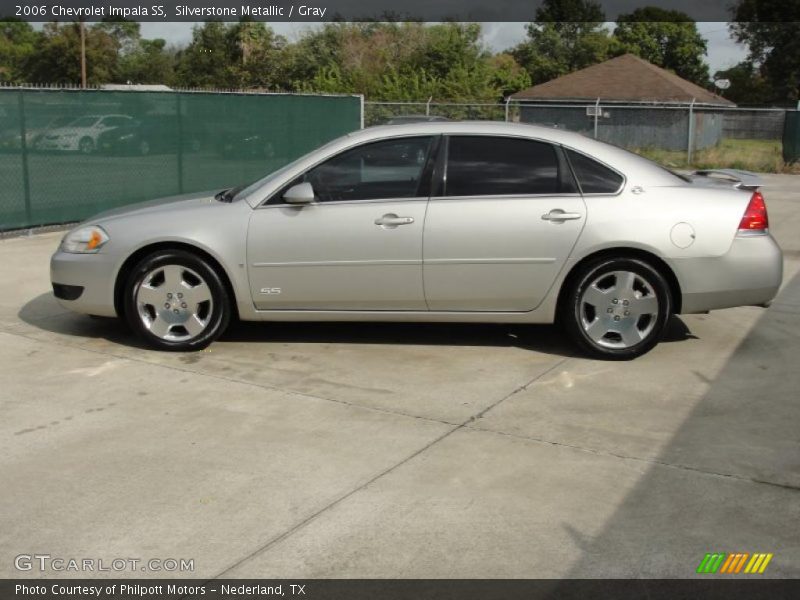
176 93 184 194
426 96 432 116
505 97 510 122
687 98 696 165
17 90 32 225
593 97 600 139
359 94 365 129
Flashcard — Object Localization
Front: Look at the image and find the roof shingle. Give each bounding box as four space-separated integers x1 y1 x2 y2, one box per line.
511 53 734 106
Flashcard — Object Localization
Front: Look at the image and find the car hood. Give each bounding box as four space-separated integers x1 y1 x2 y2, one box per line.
89 190 222 223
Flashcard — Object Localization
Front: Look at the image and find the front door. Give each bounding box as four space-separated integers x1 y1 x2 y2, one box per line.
247 136 436 310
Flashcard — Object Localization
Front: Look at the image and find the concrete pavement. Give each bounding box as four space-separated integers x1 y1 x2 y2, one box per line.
1 174 799 579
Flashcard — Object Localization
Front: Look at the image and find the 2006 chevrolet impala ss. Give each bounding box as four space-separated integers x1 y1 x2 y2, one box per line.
50 122 783 359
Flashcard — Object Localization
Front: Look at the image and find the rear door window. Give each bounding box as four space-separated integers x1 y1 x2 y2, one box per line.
445 136 565 196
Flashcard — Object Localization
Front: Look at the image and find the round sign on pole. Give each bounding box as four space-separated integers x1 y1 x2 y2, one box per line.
714 79 731 90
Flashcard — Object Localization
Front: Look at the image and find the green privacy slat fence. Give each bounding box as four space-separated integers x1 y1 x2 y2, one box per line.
783 111 800 164
0 89 362 231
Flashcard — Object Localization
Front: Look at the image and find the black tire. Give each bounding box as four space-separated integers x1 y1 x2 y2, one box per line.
561 257 672 360
78 137 94 155
123 250 231 351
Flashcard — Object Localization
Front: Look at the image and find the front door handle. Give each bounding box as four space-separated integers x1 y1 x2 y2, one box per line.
375 213 414 228
542 209 582 222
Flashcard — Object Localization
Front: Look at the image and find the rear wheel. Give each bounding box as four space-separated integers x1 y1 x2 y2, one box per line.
562 257 671 360
123 250 230 351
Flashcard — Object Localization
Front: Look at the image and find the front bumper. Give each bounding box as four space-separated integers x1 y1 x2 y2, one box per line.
50 249 118 317
676 233 783 314
37 139 78 151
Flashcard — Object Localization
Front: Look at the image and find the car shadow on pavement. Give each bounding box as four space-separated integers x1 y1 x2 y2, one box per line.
17 292 148 349
551 269 800 580
18 291 695 358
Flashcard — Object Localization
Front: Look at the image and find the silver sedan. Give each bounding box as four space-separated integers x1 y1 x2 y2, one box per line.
50 122 783 359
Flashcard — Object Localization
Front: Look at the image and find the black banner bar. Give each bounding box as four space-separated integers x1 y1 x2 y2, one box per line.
0 0 771 23
3 579 800 600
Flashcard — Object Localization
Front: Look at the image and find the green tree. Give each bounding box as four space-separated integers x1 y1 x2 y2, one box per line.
227 20 286 89
730 0 800 103
713 61 773 105
24 22 118 84
116 38 176 85
408 23 487 80
95 17 141 56
291 23 505 102
0 18 39 83
174 21 238 88
511 0 612 84
486 53 532 98
175 20 285 89
613 8 709 85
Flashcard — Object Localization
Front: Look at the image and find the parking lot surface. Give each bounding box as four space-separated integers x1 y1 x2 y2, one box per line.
2 174 799 579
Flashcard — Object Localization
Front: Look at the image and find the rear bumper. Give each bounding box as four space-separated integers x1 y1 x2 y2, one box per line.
676 233 783 314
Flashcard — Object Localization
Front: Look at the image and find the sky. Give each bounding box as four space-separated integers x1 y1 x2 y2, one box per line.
137 21 748 74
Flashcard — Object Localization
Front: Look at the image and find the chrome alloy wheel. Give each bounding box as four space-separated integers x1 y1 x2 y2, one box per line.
135 264 213 341
579 270 659 349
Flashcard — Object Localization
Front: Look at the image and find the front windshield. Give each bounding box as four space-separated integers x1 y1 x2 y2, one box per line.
234 136 347 201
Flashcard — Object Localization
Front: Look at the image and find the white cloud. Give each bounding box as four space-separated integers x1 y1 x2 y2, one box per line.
696 23 748 73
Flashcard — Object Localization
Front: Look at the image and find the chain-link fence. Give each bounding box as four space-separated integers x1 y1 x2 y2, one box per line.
3 92 796 231
365 101 508 126
366 100 796 171
0 87 362 231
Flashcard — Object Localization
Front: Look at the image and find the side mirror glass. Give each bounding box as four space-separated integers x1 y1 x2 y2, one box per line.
283 182 315 205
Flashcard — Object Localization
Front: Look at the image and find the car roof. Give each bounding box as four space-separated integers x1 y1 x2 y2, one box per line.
359 120 589 144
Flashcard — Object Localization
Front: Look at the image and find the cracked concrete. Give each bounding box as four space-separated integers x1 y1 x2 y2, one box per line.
1 174 799 579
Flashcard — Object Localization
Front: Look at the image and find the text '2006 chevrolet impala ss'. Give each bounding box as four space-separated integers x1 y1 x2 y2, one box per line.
51 122 783 359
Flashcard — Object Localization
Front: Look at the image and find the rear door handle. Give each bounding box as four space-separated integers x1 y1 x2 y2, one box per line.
375 213 414 228
542 209 582 222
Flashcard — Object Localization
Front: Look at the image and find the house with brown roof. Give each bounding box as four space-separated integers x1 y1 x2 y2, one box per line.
510 53 735 151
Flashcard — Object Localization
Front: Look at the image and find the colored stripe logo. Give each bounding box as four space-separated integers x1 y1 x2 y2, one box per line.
697 553 773 574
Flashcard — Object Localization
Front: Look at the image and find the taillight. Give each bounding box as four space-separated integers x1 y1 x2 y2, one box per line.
738 191 768 232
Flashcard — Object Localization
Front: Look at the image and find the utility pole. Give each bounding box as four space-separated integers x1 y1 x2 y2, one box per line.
79 19 87 88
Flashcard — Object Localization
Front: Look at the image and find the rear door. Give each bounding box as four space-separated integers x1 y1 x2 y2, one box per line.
423 135 587 311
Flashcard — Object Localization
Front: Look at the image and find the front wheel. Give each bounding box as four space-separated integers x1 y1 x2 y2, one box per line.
562 258 672 360
123 250 230 351
78 137 94 155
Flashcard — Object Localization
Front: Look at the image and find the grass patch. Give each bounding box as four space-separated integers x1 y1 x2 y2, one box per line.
635 138 796 174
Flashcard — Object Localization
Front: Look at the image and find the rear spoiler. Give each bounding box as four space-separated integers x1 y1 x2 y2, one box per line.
692 169 762 190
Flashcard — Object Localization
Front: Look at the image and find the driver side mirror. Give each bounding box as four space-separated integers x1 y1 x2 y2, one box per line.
283 182 315 205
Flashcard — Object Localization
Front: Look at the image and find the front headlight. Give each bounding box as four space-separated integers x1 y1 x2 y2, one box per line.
61 225 109 253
